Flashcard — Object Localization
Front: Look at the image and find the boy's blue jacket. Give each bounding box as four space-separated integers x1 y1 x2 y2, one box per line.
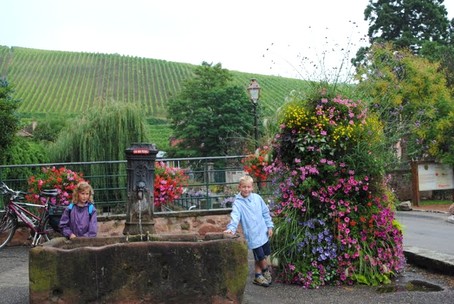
226 192 274 249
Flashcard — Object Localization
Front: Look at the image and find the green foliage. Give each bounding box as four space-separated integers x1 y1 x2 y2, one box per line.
32 115 68 142
431 110 454 164
49 101 150 162
356 43 453 163
0 137 49 181
0 78 21 163
421 41 454 93
147 123 172 152
353 0 451 68
364 0 450 52
167 62 254 157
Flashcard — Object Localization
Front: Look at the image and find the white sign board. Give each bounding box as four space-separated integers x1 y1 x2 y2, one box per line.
418 163 454 191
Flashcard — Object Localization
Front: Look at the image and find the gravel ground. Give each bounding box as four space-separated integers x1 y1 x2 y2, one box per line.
242 254 454 304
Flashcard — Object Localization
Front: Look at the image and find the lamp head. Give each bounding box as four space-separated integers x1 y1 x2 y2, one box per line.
247 78 261 104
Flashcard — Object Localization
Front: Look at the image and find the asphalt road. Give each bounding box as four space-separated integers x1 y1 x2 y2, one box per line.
395 211 454 256
0 246 29 304
1 210 454 304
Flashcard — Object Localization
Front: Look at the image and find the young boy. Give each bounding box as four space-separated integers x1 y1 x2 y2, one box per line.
224 175 274 287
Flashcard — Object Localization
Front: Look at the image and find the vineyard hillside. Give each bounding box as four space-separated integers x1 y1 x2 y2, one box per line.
0 45 309 119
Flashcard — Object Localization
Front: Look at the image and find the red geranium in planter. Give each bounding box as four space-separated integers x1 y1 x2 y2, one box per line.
26 166 86 206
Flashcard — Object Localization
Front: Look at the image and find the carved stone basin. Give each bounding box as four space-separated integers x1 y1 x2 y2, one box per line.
29 233 248 304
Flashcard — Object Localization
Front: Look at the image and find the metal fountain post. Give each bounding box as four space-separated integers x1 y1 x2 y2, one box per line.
123 143 158 237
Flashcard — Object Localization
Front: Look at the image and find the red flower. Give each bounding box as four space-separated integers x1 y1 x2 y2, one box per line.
242 146 271 182
153 162 188 208
26 167 86 206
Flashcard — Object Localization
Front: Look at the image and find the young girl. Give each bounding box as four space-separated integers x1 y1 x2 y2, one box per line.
224 175 274 287
59 181 98 239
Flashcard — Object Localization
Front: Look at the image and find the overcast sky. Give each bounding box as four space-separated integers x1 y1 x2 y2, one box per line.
1 0 453 81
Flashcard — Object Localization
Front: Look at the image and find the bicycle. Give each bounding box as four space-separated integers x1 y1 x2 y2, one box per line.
0 181 62 249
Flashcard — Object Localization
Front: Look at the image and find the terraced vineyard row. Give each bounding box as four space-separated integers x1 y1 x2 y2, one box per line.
0 46 307 118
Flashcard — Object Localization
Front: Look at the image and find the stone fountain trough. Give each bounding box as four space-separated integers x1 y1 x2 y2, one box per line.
29 233 248 304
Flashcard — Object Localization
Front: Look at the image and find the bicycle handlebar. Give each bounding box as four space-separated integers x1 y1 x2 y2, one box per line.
1 181 61 207
0 181 27 199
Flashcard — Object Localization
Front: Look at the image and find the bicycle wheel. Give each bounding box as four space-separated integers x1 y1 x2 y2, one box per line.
40 215 54 242
0 212 18 249
30 214 56 246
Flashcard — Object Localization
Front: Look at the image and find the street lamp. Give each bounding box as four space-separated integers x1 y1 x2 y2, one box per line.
247 78 261 149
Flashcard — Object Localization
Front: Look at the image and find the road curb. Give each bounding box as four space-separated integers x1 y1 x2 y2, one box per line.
447 215 454 224
404 246 454 276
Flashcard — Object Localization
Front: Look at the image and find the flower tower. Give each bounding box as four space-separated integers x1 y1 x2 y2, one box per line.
266 93 405 288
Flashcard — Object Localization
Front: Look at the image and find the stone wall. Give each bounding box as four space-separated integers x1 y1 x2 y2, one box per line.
10 209 233 246
99 209 232 237
388 169 413 201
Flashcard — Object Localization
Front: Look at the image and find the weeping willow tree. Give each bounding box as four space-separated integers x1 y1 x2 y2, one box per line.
50 101 149 161
48 101 151 207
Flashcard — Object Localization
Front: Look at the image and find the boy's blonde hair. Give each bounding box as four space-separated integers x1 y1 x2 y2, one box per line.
72 181 94 203
239 175 254 185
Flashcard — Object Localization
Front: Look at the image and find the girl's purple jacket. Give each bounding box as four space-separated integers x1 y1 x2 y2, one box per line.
59 202 98 238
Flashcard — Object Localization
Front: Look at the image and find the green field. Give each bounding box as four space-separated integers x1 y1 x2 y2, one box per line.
0 45 309 120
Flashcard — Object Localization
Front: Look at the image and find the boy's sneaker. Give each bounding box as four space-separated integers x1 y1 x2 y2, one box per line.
263 270 272 285
253 274 270 287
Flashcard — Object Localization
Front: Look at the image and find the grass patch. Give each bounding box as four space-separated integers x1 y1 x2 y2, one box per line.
419 200 452 206
147 123 172 151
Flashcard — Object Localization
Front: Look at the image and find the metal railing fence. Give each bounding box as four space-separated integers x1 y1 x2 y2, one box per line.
0 155 273 214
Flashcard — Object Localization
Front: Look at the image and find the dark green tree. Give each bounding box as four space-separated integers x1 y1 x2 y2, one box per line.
0 78 21 163
167 62 254 157
0 137 49 181
366 0 450 50
353 0 451 67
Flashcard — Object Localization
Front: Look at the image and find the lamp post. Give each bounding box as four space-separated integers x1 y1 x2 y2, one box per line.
247 78 261 149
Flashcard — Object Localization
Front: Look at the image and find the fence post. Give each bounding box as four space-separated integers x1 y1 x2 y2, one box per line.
411 161 420 207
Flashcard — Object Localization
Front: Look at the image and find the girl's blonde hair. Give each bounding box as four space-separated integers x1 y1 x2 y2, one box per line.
72 181 94 203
